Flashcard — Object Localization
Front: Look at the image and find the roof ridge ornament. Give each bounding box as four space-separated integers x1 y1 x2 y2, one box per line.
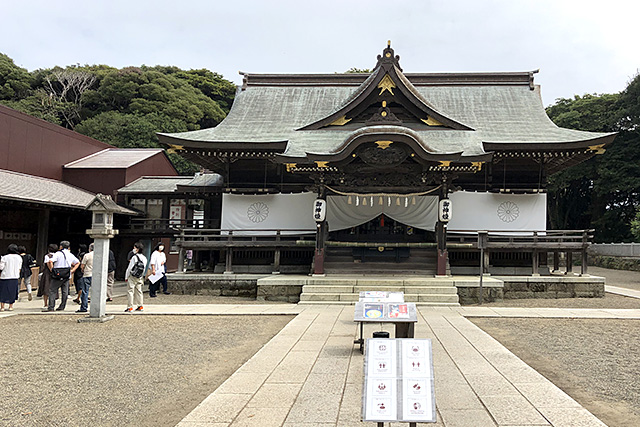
375 40 402 72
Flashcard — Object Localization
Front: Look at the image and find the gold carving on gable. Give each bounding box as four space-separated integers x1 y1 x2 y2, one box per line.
588 144 606 155
378 74 396 95
421 116 444 127
471 161 484 171
438 161 451 168
375 141 393 150
284 163 297 172
329 115 352 126
167 144 184 154
315 161 329 168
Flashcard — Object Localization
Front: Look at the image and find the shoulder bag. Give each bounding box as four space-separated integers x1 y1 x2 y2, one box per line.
51 251 71 281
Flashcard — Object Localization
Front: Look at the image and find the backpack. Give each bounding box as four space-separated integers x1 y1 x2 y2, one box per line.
130 255 145 278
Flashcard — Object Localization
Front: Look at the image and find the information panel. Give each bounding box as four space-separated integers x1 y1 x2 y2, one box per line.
354 302 417 323
363 339 436 423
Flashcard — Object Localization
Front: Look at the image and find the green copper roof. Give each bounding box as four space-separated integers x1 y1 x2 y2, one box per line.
158 47 614 159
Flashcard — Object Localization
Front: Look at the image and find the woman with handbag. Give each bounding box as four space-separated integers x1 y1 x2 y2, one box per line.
37 244 58 308
0 244 23 312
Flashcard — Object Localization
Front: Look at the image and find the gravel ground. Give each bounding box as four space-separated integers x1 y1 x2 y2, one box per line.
470 318 640 427
589 266 640 291
469 292 640 309
0 315 293 427
110 293 284 305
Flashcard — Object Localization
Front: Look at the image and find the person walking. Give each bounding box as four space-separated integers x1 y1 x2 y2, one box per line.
106 249 116 302
44 241 79 312
149 242 170 297
0 244 23 312
76 243 94 313
72 244 87 304
18 245 35 301
124 242 147 312
37 244 58 308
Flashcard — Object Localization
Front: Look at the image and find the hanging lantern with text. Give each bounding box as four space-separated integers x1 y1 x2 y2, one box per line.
439 199 452 222
313 199 327 222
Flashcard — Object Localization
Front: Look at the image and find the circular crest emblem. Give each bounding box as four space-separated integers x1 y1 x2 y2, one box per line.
247 202 269 223
497 201 520 223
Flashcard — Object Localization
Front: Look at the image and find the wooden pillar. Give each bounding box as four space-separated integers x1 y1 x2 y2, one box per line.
532 231 539 276
553 251 560 272
313 186 327 275
224 231 233 274
436 174 449 276
36 208 50 266
565 251 573 274
483 250 490 274
532 251 539 276
581 230 588 276
273 231 281 274
436 221 447 276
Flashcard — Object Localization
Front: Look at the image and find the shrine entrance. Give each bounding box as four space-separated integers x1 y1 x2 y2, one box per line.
324 215 438 275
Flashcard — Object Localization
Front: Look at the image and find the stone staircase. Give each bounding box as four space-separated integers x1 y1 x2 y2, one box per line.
323 247 438 276
298 276 460 306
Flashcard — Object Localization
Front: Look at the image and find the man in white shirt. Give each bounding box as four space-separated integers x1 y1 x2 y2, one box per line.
149 242 170 297
44 240 79 312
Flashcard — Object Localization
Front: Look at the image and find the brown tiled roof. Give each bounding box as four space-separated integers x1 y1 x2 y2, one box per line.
0 169 95 209
64 148 166 169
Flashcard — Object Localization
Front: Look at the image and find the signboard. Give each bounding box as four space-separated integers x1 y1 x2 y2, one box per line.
359 291 404 303
169 205 184 226
354 302 417 323
363 339 436 423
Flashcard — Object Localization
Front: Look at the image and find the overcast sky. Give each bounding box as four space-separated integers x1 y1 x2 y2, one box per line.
2 0 638 106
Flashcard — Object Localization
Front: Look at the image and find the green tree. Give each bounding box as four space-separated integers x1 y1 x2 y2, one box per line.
345 67 372 73
0 53 33 100
546 78 640 242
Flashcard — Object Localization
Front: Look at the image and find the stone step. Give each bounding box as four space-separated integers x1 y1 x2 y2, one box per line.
297 300 460 306
299 292 459 304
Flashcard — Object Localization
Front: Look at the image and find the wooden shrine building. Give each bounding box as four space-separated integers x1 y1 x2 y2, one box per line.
156 43 615 277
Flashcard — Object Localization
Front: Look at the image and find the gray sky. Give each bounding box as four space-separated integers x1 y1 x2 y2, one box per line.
2 0 638 106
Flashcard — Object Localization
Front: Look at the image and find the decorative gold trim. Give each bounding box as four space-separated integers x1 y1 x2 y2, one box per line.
471 161 484 171
166 144 184 154
378 74 396 95
588 144 606 155
438 161 451 168
315 161 329 168
375 141 393 150
421 116 444 126
329 115 352 126
284 163 297 172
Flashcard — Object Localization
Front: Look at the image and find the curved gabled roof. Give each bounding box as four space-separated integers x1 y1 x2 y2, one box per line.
158 44 616 161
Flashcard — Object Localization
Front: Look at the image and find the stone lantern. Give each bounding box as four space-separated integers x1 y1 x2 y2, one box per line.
81 194 133 322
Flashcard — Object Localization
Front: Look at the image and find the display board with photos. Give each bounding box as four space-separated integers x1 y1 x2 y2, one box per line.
362 338 436 423
354 301 417 323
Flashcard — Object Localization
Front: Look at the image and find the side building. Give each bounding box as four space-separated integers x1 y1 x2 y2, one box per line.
0 104 178 278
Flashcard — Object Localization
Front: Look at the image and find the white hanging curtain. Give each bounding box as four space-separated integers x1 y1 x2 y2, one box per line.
326 195 439 231
221 192 317 235
447 191 547 232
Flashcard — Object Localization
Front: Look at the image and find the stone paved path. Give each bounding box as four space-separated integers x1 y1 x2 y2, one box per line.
173 304 633 427
6 275 640 426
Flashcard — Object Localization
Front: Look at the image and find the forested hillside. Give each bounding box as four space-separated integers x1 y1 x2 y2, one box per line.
0 53 236 174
